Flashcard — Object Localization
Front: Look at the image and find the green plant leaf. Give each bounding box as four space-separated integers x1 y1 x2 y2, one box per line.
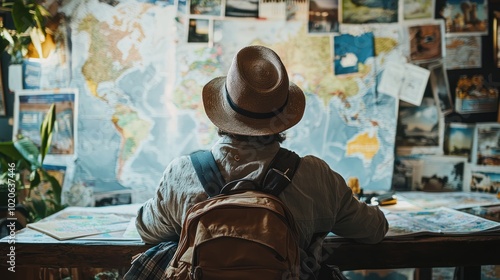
13 137 40 168
27 197 47 222
40 103 56 163
12 0 33 33
0 141 23 161
29 169 40 187
34 4 50 35
41 170 62 206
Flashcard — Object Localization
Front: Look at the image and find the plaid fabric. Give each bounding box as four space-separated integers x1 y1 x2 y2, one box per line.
123 241 178 280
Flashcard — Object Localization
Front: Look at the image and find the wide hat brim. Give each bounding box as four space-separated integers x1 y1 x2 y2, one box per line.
202 76 306 136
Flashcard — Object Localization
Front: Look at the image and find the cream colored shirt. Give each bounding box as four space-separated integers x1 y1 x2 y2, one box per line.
136 135 388 251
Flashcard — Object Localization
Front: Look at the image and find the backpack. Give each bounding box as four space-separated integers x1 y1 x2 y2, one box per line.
164 148 301 280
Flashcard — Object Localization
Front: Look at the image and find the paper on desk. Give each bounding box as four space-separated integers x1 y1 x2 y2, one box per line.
76 217 142 241
27 213 131 240
385 206 500 238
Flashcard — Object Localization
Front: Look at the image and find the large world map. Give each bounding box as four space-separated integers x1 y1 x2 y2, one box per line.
60 0 402 202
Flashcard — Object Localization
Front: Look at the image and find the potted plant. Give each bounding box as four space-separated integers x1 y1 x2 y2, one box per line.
0 0 51 91
0 103 65 224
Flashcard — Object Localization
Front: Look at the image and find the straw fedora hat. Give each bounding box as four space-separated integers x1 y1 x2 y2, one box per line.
202 45 306 136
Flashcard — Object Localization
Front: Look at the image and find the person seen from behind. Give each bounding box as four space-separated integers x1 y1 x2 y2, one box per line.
134 45 389 279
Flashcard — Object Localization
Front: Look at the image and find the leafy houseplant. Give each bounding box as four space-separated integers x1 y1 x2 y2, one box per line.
0 0 51 64
0 103 65 223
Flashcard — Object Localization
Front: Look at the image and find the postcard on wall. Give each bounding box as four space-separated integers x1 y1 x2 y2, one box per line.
406 20 445 63
187 17 212 44
400 0 435 22
13 89 78 156
444 122 475 160
225 0 259 18
377 61 406 98
454 74 499 114
286 0 308 21
340 0 398 24
445 36 482 69
392 155 424 191
189 0 222 17
465 164 500 194
472 122 500 166
396 97 444 156
308 0 339 34
438 0 488 36
177 0 187 14
416 155 468 192
399 63 430 106
427 62 453 115
258 0 287 20
333 32 374 76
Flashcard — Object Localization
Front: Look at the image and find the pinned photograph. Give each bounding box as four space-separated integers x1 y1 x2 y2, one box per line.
189 0 222 16
438 0 488 36
392 155 423 191
472 123 500 166
445 36 482 69
454 74 499 114
444 122 475 160
407 21 445 63
341 0 398 24
259 0 287 20
467 165 500 194
308 0 339 34
417 155 467 192
286 0 309 21
396 97 443 155
225 0 259 18
187 18 211 44
333 32 374 76
13 89 78 156
401 0 435 21
428 62 453 115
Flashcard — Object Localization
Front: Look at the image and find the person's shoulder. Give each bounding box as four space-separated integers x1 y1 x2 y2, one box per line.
295 154 333 172
300 154 329 166
164 154 193 172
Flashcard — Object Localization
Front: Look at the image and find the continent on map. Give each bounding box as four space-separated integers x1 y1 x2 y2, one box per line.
346 132 380 162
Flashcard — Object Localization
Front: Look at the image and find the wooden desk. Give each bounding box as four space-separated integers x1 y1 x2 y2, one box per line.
2 197 500 279
2 230 499 280
323 234 500 280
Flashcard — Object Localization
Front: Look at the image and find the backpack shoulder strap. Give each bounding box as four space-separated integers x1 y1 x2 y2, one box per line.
261 148 301 196
190 148 301 197
190 150 225 197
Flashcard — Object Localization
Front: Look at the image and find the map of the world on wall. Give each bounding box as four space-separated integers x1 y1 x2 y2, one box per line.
59 0 403 203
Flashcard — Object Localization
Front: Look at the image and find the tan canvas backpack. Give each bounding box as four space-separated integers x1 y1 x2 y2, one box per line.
164 148 301 279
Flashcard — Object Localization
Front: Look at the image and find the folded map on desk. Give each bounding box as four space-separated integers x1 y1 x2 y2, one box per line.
27 211 133 240
385 206 500 238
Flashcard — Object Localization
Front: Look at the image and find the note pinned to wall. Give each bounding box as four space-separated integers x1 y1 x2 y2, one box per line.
399 63 430 106
377 61 406 98
378 62 430 106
